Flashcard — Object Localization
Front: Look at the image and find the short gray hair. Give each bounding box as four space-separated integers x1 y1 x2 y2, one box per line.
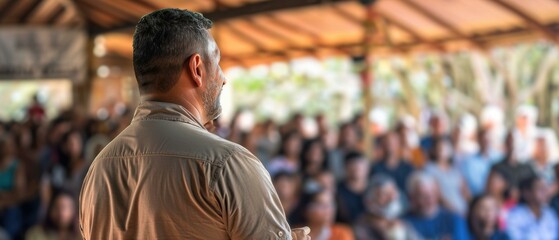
406 171 437 195
133 8 213 93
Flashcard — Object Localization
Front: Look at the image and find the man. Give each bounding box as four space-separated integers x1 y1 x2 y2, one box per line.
336 152 369 224
370 131 415 194
354 175 421 240
403 172 470 240
491 131 536 189
458 129 502 197
506 176 559 240
79 9 309 239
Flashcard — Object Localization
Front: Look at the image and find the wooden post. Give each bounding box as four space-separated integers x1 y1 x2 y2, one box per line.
361 1 377 159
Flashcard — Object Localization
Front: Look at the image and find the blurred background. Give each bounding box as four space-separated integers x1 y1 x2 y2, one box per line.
1 0 559 239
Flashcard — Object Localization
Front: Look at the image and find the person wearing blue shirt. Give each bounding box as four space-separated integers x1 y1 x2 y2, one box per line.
403 172 470 240
458 130 502 196
506 176 559 240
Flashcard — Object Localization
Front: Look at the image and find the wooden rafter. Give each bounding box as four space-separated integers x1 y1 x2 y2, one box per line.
46 5 66 24
18 0 43 23
266 14 322 41
77 0 134 28
93 0 351 34
491 0 558 43
0 0 18 23
27 0 60 24
399 0 483 48
379 12 444 51
221 22 267 52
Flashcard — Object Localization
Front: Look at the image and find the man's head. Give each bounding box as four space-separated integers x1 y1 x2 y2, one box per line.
364 175 402 220
133 9 226 122
407 172 440 217
343 151 370 182
520 176 548 207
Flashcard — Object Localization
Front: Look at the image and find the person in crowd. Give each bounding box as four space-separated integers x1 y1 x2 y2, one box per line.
268 131 303 176
491 132 537 190
424 137 470 215
27 94 46 126
255 119 280 167
395 116 425 168
550 164 559 217
272 171 301 218
25 190 80 240
52 130 87 199
14 124 44 235
467 195 510 240
370 131 415 194
290 184 355 240
354 175 421 240
403 172 470 240
506 176 559 240
0 134 26 238
530 130 557 185
484 170 516 230
512 105 539 162
419 112 448 154
300 138 329 178
330 123 361 180
336 152 370 224
313 170 336 194
459 129 502 197
453 113 480 163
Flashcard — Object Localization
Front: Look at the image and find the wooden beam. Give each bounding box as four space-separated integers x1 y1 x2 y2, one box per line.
400 0 483 48
204 0 351 22
46 5 66 24
93 0 351 34
27 0 60 24
221 22 267 52
1 0 34 23
266 14 322 41
491 0 558 43
18 0 43 23
0 0 18 23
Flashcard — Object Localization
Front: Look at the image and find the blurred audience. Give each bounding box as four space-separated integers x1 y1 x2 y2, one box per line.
2 97 559 240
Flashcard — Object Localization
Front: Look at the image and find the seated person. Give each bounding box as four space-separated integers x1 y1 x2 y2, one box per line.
290 183 354 240
336 152 369 224
506 176 559 240
354 174 421 240
403 172 470 240
370 132 415 194
467 195 510 240
25 190 81 240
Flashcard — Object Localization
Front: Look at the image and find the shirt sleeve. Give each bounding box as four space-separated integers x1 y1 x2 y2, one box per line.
213 146 292 240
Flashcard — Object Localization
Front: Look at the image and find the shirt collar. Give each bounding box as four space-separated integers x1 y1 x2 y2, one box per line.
132 100 206 130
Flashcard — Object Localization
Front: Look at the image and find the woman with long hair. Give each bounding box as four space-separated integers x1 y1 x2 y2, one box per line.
25 190 80 240
467 195 510 240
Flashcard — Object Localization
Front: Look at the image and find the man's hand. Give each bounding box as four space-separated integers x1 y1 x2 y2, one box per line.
291 227 311 240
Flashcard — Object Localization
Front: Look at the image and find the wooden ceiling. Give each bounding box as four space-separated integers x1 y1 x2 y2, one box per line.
1 0 559 68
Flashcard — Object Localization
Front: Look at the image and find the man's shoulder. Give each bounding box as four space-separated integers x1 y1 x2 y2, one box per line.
96 120 248 165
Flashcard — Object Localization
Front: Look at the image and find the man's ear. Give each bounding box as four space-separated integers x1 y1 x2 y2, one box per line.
187 53 204 87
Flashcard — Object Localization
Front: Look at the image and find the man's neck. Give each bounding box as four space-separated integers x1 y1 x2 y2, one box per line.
142 94 209 125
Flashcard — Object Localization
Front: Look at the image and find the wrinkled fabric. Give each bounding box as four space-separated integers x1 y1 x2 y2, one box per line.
79 101 291 240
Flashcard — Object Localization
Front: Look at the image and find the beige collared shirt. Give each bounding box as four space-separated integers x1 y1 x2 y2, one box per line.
79 101 291 239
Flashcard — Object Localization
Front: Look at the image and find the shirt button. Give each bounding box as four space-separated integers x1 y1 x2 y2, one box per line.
278 231 284 237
